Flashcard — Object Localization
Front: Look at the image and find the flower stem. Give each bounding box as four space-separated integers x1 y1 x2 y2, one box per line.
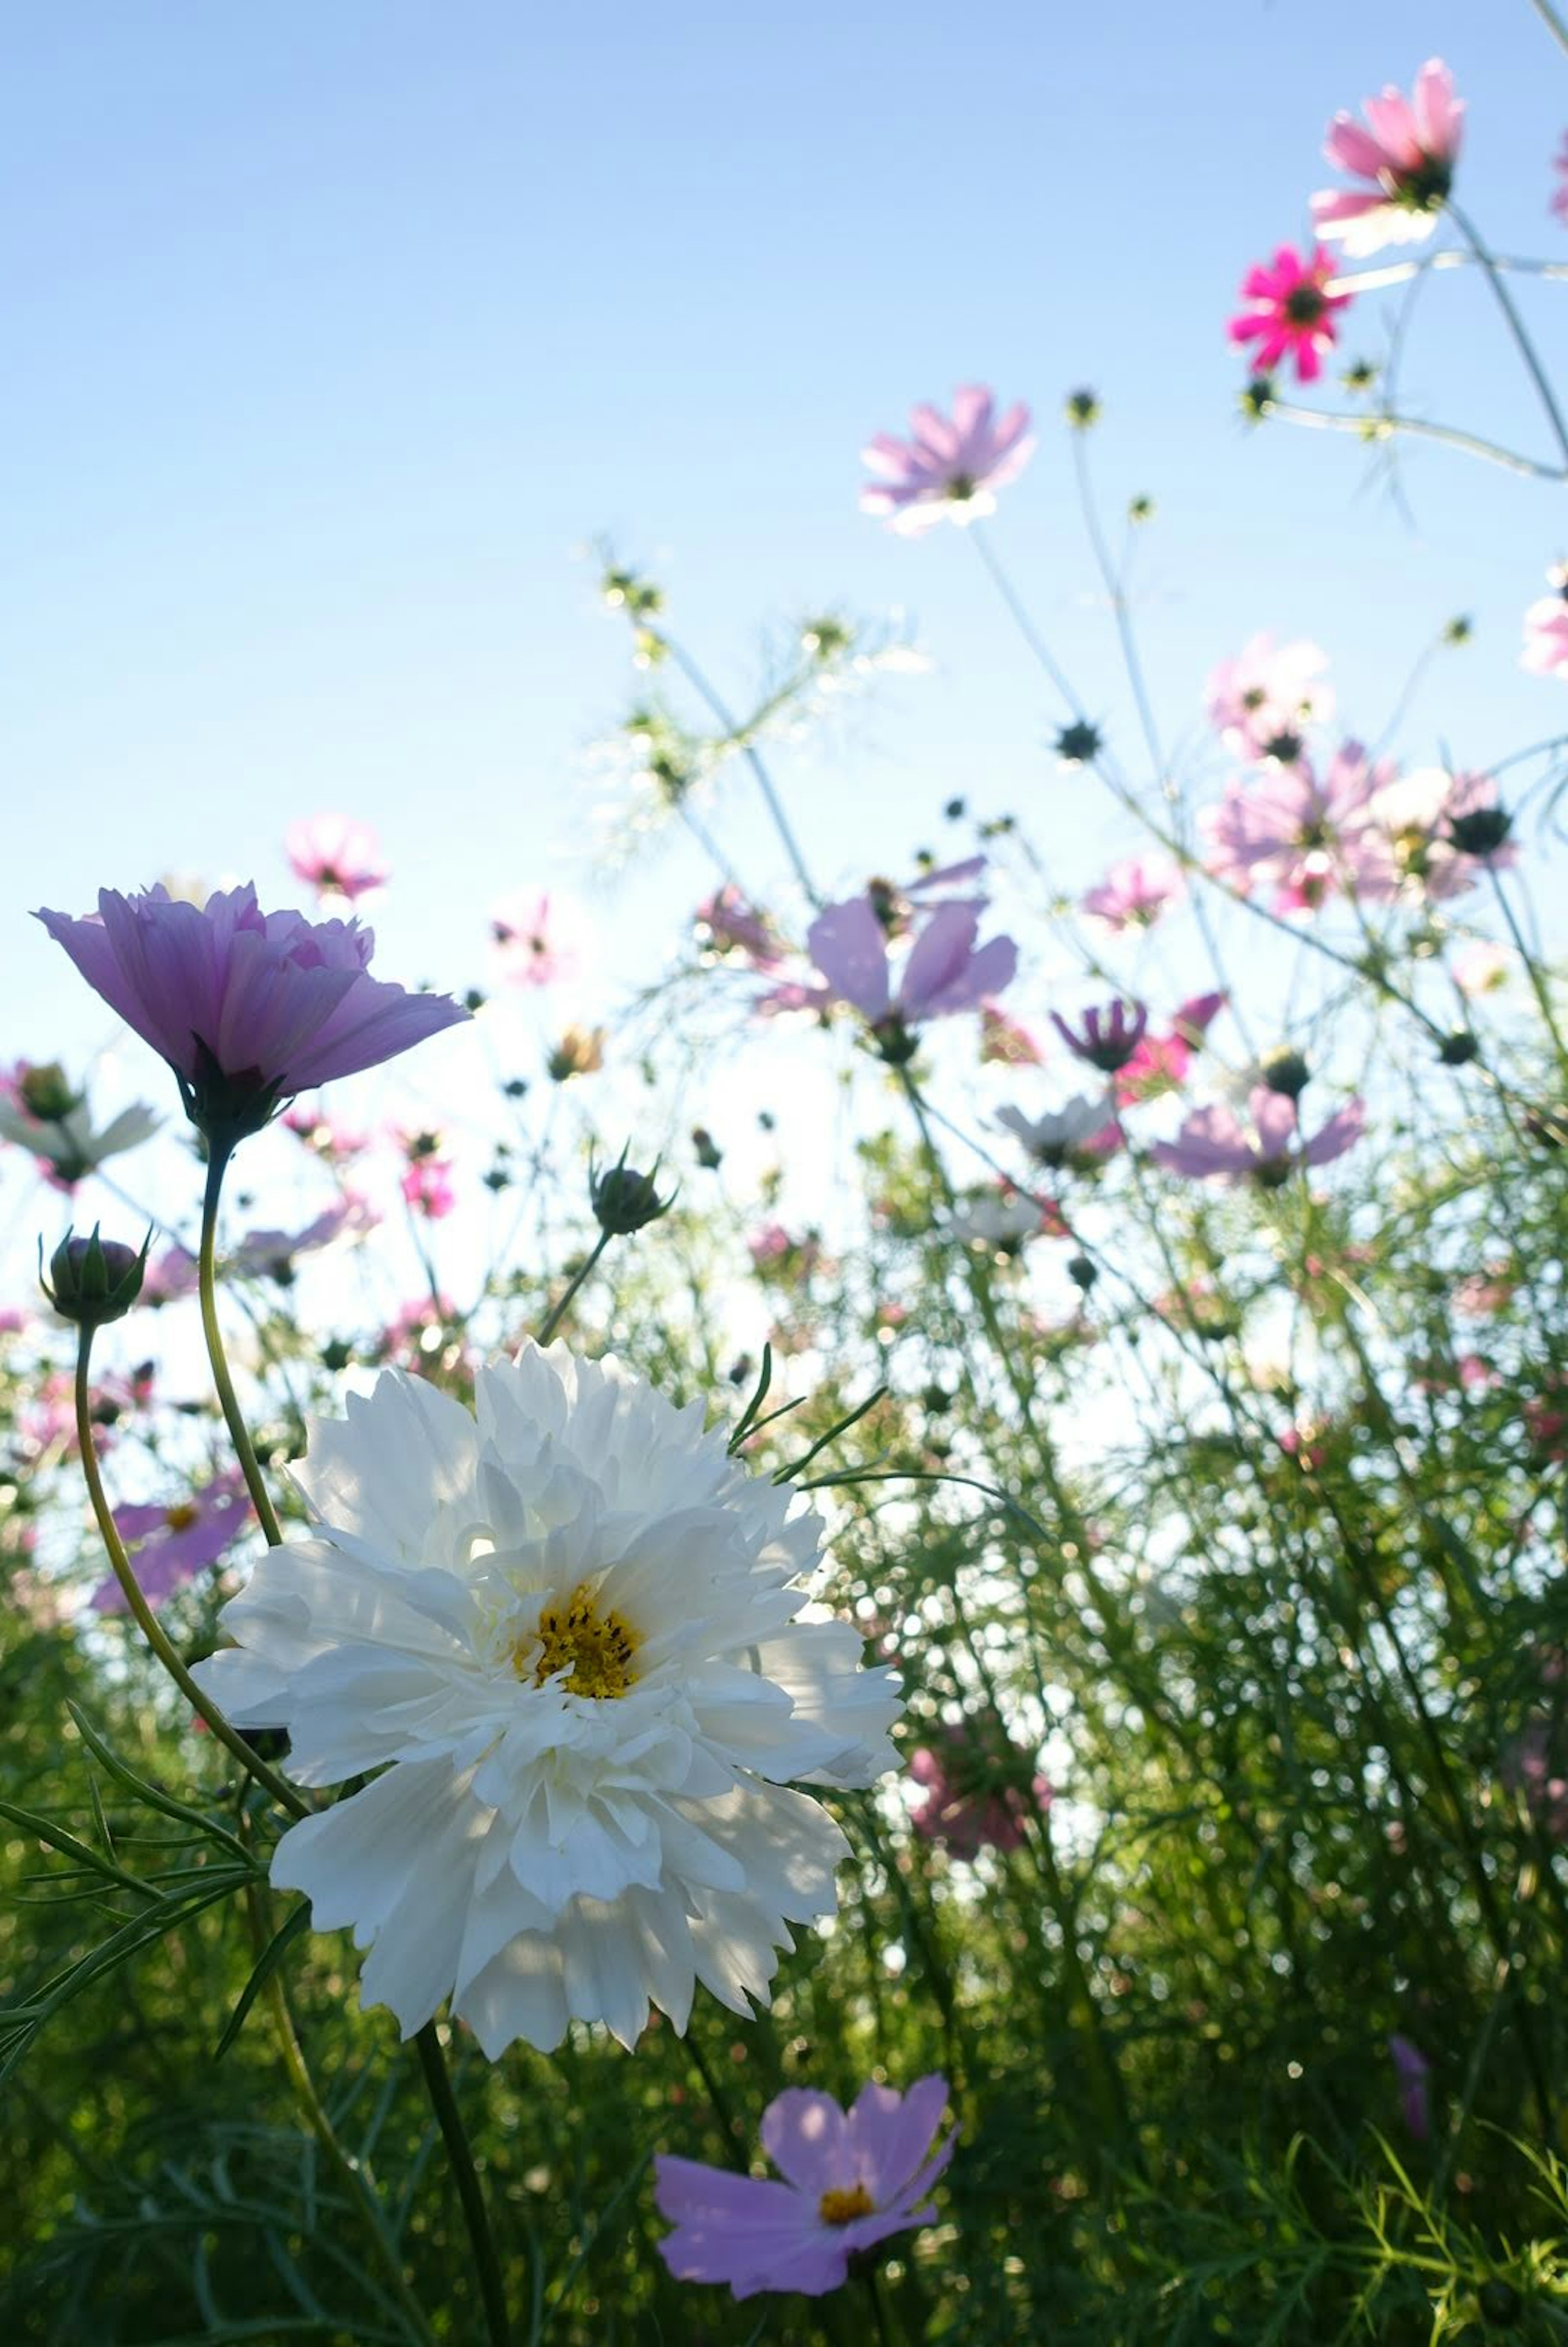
969 524 1088 719
71 1330 309 1820
1449 201 1568 471
1528 0 1568 60
414 2024 512 2347
198 1142 284 1548
660 633 822 908
537 1226 613 1344
1267 395 1563 483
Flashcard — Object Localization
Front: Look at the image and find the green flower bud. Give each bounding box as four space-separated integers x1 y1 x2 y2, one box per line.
1054 719 1104 765
1064 387 1101 429
1261 1047 1310 1100
18 1062 82 1122
40 1225 150 1328
1438 1030 1479 1066
590 1149 675 1236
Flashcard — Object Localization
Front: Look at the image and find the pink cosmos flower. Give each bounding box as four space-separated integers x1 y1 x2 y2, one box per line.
1051 999 1148 1074
1522 568 1568 679
800 896 1018 1057
1206 635 1334 764
1451 939 1510 997
284 814 390 902
909 1722 1052 1859
655 2075 956 2300
95 1468 252 1614
1228 245 1351 384
401 1155 457 1220
1202 743 1391 910
1554 134 1568 227
1153 1088 1365 1186
490 890 588 988
979 1000 1045 1066
231 1192 379 1278
1358 767 1517 903
695 886 784 968
36 885 466 1143
860 385 1035 536
141 1244 202 1307
1311 60 1464 258
1111 993 1227 1107
1080 854 1184 932
283 1102 370 1162
1388 2035 1432 2142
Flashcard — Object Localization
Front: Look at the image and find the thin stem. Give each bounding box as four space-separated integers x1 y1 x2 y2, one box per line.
198 1143 284 1548
247 1882 437 2347
1266 396 1564 483
1491 862 1568 1075
414 2024 511 2347
1449 199 1568 469
1326 248 1568 294
659 634 822 906
537 1225 613 1343
969 524 1088 719
71 1331 309 1820
1528 0 1568 56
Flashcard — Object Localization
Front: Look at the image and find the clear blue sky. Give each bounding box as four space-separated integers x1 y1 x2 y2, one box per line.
3 1 1566 1159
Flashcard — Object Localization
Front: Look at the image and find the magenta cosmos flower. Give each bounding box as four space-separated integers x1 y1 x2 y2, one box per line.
1080 854 1184 932
284 814 390 902
96 1467 251 1614
860 385 1034 536
36 885 466 1145
656 2075 956 2300
1311 58 1464 259
803 896 1018 1061
1153 1087 1365 1187
1228 245 1351 384
1206 634 1334 764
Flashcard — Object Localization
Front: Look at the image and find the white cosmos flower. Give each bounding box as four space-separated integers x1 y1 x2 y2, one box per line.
194 1343 901 2056
0 1095 160 1181
995 1090 1114 1168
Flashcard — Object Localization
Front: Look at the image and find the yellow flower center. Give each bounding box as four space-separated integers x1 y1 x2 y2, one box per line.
522 1583 638 1699
818 2182 877 2226
163 1502 200 1531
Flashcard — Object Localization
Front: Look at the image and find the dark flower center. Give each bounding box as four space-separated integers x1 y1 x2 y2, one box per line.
1283 282 1328 328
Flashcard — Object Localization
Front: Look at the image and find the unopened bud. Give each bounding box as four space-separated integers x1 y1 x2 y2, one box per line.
1054 720 1104 766
1438 1030 1479 1066
40 1225 150 1328
1067 1254 1097 1292
691 1126 723 1171
591 1149 675 1236
18 1062 81 1122
1064 387 1101 429
1449 803 1512 858
1261 1047 1310 1100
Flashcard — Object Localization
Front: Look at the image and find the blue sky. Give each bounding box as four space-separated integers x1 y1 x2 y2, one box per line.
4 0 1566 1255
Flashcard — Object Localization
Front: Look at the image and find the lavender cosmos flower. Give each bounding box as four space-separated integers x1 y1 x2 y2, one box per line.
230 1193 379 1281
95 1467 251 1614
1153 1087 1365 1187
1202 743 1391 912
36 886 466 1144
284 813 390 902
1080 855 1184 933
656 2075 956 2300
860 385 1034 535
1206 634 1334 765
1389 2034 1432 2141
804 896 1017 1062
1051 999 1148 1074
1311 59 1464 259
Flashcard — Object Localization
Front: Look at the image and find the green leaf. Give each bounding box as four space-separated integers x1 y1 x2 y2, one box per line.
214 1900 310 2059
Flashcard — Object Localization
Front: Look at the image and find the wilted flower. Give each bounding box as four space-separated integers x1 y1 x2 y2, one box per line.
36 886 466 1146
1080 855 1184 933
909 1720 1052 1857
194 1345 902 2054
860 385 1034 535
285 814 390 902
95 1468 252 1614
800 897 1017 1062
656 2075 955 2299
996 1090 1118 1170
1228 245 1351 384
1153 1088 1365 1186
1206 635 1334 764
1311 59 1463 258
1051 999 1148 1074
0 1065 160 1191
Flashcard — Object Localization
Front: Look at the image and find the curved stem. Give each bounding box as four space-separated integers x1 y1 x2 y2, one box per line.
414 2024 511 2347
537 1226 613 1344
659 634 822 907
1528 0 1568 63
1443 202 1568 470
72 1330 309 1820
1267 396 1564 483
969 524 1088 719
198 1143 284 1548
248 1881 437 2347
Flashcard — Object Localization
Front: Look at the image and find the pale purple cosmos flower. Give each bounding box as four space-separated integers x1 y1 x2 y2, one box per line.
1202 743 1391 911
804 896 1017 1060
96 1468 252 1614
656 2075 956 2300
36 885 466 1144
1388 2035 1432 2141
1080 854 1184 932
1051 999 1148 1074
231 1193 379 1280
1153 1088 1365 1187
861 386 1034 536
1311 60 1464 259
1523 567 1568 680
1206 635 1334 764
140 1244 202 1307
285 814 390 903
696 886 784 968
997 1089 1118 1169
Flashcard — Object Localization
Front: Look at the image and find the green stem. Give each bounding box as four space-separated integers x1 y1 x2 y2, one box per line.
1528 0 1568 57
1267 395 1564 483
198 1142 284 1548
247 1882 437 2347
1449 200 1568 469
970 523 1088 718
659 634 822 907
1491 863 1568 1078
414 2024 512 2347
537 1226 614 1344
71 1331 309 1820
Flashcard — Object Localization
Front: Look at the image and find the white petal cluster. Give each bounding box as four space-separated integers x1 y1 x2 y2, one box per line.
0 1096 160 1176
996 1090 1113 1167
195 1344 901 2055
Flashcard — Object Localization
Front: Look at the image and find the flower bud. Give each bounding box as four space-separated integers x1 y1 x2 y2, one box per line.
1261 1047 1310 1100
1064 387 1101 429
1438 1030 1479 1066
1478 2280 1522 2327
691 1126 723 1171
40 1225 150 1328
591 1150 675 1237
1449 803 1512 858
1067 1255 1097 1292
1054 720 1104 766
18 1061 81 1122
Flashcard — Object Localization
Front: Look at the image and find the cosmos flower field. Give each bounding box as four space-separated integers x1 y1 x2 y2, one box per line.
7 41 1568 2347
